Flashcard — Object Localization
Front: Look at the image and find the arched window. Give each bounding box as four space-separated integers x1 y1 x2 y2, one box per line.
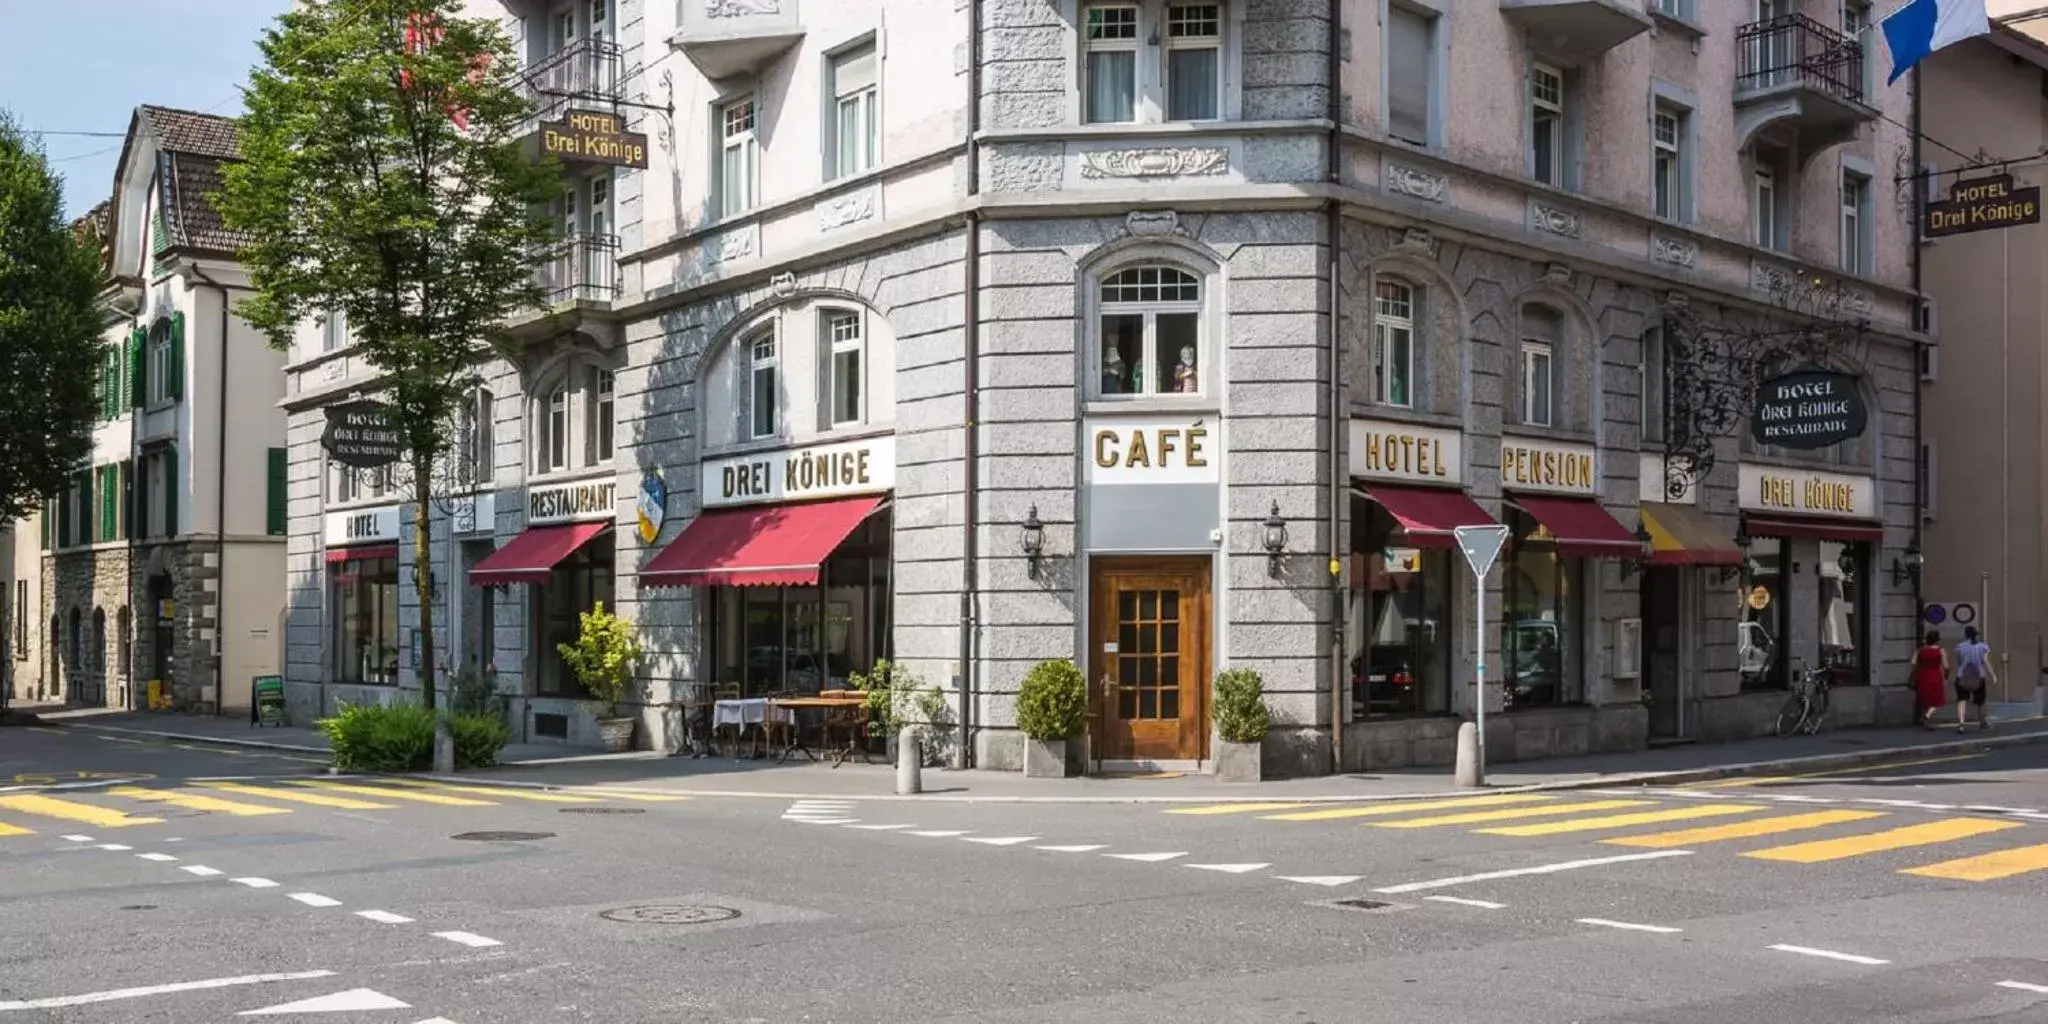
68 607 82 670
531 363 616 476
1520 305 1564 428
1095 264 1203 398
92 609 106 672
1373 279 1417 408
116 606 131 680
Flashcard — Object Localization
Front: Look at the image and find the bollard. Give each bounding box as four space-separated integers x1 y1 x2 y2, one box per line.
1453 721 1483 788
433 717 456 774
896 726 923 795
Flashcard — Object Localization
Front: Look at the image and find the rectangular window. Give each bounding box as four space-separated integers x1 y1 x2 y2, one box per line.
332 556 400 685
1641 327 1666 444
14 579 25 658
1653 108 1682 220
823 311 863 427
749 332 779 439
322 308 347 352
147 325 174 404
1531 63 1565 187
1523 342 1554 428
594 370 615 463
1083 4 1139 124
1096 266 1204 397
1755 165 1779 250
719 97 759 218
546 386 570 472
1372 281 1415 408
1841 171 1871 275
1502 508 1585 707
460 389 494 488
1656 0 1688 15
1386 5 1434 146
830 44 879 179
1165 4 1221 121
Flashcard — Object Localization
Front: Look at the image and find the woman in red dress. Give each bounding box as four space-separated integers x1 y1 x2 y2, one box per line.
1912 630 1949 726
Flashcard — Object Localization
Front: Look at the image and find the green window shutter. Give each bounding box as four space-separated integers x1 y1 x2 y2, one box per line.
99 467 115 542
167 313 185 402
40 504 50 550
163 446 178 537
129 327 146 408
121 461 133 540
102 350 117 420
266 447 288 536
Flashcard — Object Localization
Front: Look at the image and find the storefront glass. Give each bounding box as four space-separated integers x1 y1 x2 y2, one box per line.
1501 507 1582 708
1819 540 1868 686
333 556 400 685
1349 497 1451 718
709 509 892 696
535 535 615 697
1739 538 1788 690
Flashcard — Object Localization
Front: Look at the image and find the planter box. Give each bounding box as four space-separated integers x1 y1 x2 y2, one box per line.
1023 737 1071 778
1215 739 1263 783
595 716 635 753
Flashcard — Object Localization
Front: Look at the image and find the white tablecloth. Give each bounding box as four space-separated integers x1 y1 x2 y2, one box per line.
712 698 793 729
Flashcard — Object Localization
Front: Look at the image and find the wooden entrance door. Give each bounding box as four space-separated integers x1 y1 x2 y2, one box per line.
1089 559 1211 763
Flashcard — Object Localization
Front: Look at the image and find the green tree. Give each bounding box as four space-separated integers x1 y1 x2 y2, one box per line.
219 0 560 712
0 113 105 524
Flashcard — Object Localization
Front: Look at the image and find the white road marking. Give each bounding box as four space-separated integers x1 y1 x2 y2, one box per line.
1107 852 1186 863
0 971 336 1011
1996 980 2048 994
791 818 859 825
356 910 415 924
136 853 177 862
95 844 131 851
1034 844 1108 853
843 824 916 830
238 987 411 1015
412 1019 461 1024
288 892 342 907
232 878 280 889
1185 863 1270 874
180 865 224 877
1372 851 1695 894
1425 896 1505 909
1771 795 1841 804
1964 805 2041 815
433 931 502 948
1860 799 1956 809
961 836 1038 846
59 835 93 842
1768 944 1889 966
1279 875 1364 887
1578 918 1681 934
908 830 969 837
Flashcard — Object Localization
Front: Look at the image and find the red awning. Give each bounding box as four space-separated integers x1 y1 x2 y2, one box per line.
1359 484 1498 549
468 521 610 586
1744 514 1884 543
326 544 399 564
642 495 881 588
1510 494 1643 558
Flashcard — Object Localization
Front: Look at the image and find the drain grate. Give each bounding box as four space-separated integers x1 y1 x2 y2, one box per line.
559 806 645 815
1323 897 1407 914
600 904 741 925
450 831 555 842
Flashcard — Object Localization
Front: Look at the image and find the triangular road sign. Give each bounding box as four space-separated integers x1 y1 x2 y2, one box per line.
1453 524 1511 578
238 988 411 1015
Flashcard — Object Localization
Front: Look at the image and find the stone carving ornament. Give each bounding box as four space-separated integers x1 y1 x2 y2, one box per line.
1652 234 1699 269
705 0 779 16
1125 210 1183 237
817 192 876 231
1530 202 1583 239
1079 147 1229 179
1384 164 1447 203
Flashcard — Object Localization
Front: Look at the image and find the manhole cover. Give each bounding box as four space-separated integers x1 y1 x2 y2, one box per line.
600 904 741 925
450 831 555 842
1323 898 1406 914
559 806 645 815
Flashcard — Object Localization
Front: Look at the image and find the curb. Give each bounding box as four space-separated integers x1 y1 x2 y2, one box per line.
61 721 331 756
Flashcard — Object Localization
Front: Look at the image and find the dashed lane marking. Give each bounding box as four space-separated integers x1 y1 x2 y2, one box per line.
1477 804 1763 837
844 823 916 831
1997 980 2048 994
1261 794 1555 822
907 830 969 837
1370 799 1655 830
136 852 177 862
563 788 690 803
0 794 163 829
1690 753 1985 789
1903 842 2048 882
180 865 224 877
1278 875 1364 887
1371 850 1694 895
1165 802 1311 816
94 843 132 851
1185 863 1270 874
1034 844 1108 853
60 834 93 842
961 836 1038 846
1106 852 1186 863
289 893 343 907
233 878 280 889
1768 944 1889 966
1578 918 1681 934
286 781 495 807
0 971 338 1012
195 781 394 810
1745 818 2024 864
433 931 502 948
106 786 292 817
356 910 414 924
1604 809 1891 848
1425 896 1504 909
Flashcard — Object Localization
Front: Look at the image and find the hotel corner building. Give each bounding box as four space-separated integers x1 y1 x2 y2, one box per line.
283 0 1927 774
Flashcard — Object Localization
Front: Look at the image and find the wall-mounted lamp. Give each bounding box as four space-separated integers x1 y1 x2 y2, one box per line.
1262 501 1288 577
1892 544 1923 587
1733 525 1752 553
1619 522 1654 581
1020 504 1045 580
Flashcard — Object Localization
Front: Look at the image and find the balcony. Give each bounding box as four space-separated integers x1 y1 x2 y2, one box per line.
537 233 621 305
518 39 623 125
672 0 804 80
1734 14 1876 159
1498 0 1653 65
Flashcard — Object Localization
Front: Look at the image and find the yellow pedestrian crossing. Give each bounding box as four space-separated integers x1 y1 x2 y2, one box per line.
0 820 33 837
1262 794 1556 822
0 794 163 829
1371 799 1655 830
1604 809 1890 848
1476 804 1762 837
1166 802 1310 816
1746 818 2024 864
106 786 292 817
569 788 691 803
378 779 595 803
1904 843 2048 882
195 781 398 809
285 781 496 806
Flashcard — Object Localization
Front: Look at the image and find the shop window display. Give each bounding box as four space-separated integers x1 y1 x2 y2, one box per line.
333 557 400 685
1819 540 1867 686
1348 497 1452 718
1501 507 1583 708
1739 537 1788 690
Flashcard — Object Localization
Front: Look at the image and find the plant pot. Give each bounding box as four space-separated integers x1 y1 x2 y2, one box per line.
595 716 635 753
1023 737 1071 778
1215 738 1263 783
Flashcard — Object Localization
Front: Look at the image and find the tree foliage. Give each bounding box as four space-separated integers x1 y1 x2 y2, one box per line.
0 113 106 522
219 0 560 709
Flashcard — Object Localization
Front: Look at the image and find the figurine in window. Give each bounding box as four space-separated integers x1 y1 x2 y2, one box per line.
1174 345 1198 393
1102 346 1128 394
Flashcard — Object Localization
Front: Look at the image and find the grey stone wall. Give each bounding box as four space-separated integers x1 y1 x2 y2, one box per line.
46 548 132 708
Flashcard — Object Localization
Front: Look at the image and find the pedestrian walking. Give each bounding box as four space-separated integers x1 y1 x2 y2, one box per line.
1953 626 1996 733
1912 630 1949 727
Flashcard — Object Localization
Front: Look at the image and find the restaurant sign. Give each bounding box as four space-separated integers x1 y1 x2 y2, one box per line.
322 400 405 470
538 109 649 169
528 478 618 525
1751 369 1867 450
1925 174 2041 239
1349 419 1463 485
1500 436 1596 496
702 435 896 509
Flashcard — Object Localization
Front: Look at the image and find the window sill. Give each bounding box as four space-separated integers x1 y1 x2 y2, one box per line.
701 425 894 463
978 118 1331 145
1501 424 1596 447
1347 404 1464 430
1649 10 1708 41
528 465 617 488
326 496 404 513
1083 396 1220 416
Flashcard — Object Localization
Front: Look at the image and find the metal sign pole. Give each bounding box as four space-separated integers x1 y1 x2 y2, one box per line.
1452 525 1510 788
1474 568 1486 782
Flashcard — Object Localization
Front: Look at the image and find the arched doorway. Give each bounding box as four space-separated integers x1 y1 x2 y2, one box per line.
148 574 175 695
46 614 59 702
66 608 82 705
87 608 107 706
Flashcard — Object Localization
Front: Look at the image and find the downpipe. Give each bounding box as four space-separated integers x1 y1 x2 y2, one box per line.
954 0 984 771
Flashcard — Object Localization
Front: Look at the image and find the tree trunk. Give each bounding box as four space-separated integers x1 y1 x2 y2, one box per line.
413 453 438 712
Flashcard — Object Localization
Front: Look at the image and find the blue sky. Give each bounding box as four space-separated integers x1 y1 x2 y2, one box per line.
2 1 287 218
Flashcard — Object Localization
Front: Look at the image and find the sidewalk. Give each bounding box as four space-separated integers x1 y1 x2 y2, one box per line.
42 706 2048 803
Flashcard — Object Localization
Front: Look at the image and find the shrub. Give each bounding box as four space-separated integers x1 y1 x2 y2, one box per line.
447 663 505 718
852 660 955 766
1213 667 1271 744
556 602 642 718
450 712 511 769
1016 659 1087 741
318 701 434 772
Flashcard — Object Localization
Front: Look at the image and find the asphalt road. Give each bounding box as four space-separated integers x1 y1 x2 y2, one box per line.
2 727 2044 1022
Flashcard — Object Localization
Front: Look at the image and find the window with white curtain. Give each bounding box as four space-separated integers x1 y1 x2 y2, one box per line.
1083 4 1139 124
1523 342 1554 428
719 96 758 218
1165 4 1221 121
1386 4 1434 146
532 364 615 476
1653 108 1681 219
593 369 615 464
830 43 878 179
1082 3 1224 125
1841 171 1871 275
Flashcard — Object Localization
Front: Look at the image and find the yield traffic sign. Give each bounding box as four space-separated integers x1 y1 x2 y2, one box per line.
1453 524 1511 578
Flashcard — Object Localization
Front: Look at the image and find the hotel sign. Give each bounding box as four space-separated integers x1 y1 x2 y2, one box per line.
1084 417 1218 485
1500 436 1596 496
1751 369 1867 450
322 400 405 470
538 109 649 169
702 435 897 509
528 479 617 525
1349 420 1463 485
323 505 400 546
1925 174 2041 238
1739 464 1876 520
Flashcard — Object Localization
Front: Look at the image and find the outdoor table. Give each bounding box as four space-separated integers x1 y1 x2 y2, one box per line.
711 698 792 758
768 696 871 766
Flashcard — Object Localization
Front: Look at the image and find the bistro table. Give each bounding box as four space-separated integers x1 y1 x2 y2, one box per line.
710 698 793 758
767 695 872 766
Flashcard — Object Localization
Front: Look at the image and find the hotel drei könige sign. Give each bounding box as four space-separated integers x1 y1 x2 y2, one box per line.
702 436 897 508
1084 417 1220 485
1500 436 1597 496
1738 464 1876 520
1349 420 1463 484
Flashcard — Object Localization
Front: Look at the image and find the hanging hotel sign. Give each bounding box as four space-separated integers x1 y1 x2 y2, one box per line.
702 435 897 509
1738 464 1876 520
1349 420 1463 485
1750 369 1867 450
1925 174 2041 238
537 109 650 169
322 400 405 470
528 478 618 525
1500 436 1596 496
1084 417 1218 485
323 504 400 546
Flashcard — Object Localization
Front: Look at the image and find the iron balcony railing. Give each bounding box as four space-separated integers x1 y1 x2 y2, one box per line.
1735 13 1866 104
517 38 624 123
536 233 621 304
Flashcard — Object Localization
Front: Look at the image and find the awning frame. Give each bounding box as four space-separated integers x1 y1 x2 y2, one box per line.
641 494 886 589
1502 493 1647 560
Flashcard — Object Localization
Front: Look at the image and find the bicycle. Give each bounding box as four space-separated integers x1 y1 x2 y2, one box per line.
1773 657 1831 737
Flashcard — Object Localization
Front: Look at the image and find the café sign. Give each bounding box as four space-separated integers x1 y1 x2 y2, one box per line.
538 109 650 169
1500 436 1596 496
322 400 405 470
1085 417 1219 485
1925 173 2041 239
1739 464 1875 520
528 478 618 525
1349 420 1463 485
1751 369 1867 450
702 435 896 508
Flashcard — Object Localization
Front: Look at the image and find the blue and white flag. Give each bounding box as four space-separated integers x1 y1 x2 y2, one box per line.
1882 0 1991 84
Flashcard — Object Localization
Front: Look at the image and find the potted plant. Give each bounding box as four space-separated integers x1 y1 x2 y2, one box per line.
1016 658 1086 778
556 601 643 752
1213 667 1271 783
